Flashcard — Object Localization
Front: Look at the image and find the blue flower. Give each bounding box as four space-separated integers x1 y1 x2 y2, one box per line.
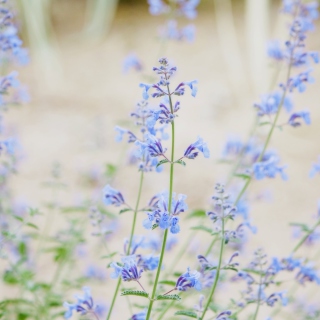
252 155 288 180
139 83 153 100
130 308 147 320
296 264 320 285
175 267 202 291
288 111 311 127
216 310 232 320
178 0 200 19
145 134 166 157
143 192 188 234
115 126 137 143
173 80 198 97
110 256 143 282
102 185 125 207
137 254 159 271
287 70 315 93
148 0 168 15
63 287 98 319
184 137 210 159
123 53 143 73
267 40 284 61
254 92 293 116
266 292 288 307
309 156 320 178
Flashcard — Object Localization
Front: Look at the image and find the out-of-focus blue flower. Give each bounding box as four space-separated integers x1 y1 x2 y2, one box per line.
123 53 143 73
252 155 288 180
286 70 315 93
178 0 200 19
115 126 137 143
175 267 202 291
254 92 293 116
288 111 311 127
266 291 288 307
309 156 320 178
85 265 106 280
102 185 125 207
130 308 147 320
267 40 284 61
137 254 159 271
216 310 232 320
184 137 210 159
148 0 169 15
63 287 98 319
296 264 320 285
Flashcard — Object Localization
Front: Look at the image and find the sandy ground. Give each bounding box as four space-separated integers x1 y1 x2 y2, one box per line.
4 1 320 318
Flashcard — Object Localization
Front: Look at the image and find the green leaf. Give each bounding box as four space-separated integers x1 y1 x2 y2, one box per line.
152 223 159 230
101 252 117 259
233 173 251 180
174 311 197 318
120 290 149 299
190 225 212 234
119 208 133 214
289 222 309 232
156 159 169 168
187 209 206 219
156 294 181 301
12 215 24 222
158 280 176 286
61 206 87 213
26 222 38 230
175 159 186 166
222 266 238 272
259 121 271 127
105 163 117 178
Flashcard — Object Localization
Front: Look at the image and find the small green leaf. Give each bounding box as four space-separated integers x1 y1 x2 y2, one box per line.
152 223 159 230
156 294 181 301
105 163 117 178
187 209 206 219
119 208 133 214
12 215 24 222
174 310 197 318
158 280 176 286
233 173 251 180
101 252 117 259
190 225 212 234
156 159 169 168
26 222 39 230
175 159 186 166
222 266 238 272
259 121 271 127
121 290 149 299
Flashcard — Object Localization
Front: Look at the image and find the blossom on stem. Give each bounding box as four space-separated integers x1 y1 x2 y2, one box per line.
252 155 288 180
184 137 210 159
63 287 99 319
102 185 125 207
110 255 143 282
287 111 311 127
309 156 320 178
175 267 202 291
143 192 187 234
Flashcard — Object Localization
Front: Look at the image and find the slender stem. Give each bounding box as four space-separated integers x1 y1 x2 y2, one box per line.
200 218 225 320
252 272 263 320
106 277 121 320
137 280 147 293
204 235 218 256
146 84 175 320
291 220 320 254
105 171 144 320
127 171 145 255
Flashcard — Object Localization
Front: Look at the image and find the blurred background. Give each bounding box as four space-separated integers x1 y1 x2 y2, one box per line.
5 0 320 317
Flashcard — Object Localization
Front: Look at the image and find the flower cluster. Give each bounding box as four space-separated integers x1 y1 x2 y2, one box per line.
148 0 200 42
143 191 188 234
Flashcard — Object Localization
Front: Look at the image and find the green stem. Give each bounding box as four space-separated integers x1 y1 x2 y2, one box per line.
252 272 263 320
105 171 144 320
292 220 320 254
146 85 175 320
200 218 225 320
127 171 145 255
106 277 121 320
